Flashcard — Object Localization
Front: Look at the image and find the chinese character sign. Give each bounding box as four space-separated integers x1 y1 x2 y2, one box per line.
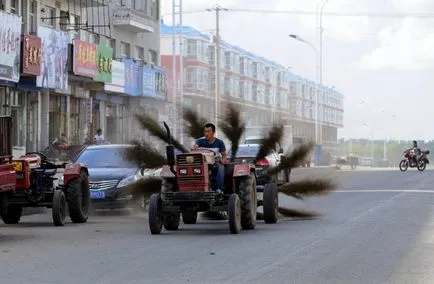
0 11 21 82
94 45 113 83
142 66 168 100
21 35 42 76
36 26 68 90
73 40 97 78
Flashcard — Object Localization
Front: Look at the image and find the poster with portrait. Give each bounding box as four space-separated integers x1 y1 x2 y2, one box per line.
36 26 68 89
0 11 22 82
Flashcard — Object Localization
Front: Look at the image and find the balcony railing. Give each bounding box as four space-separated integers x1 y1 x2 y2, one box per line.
112 7 155 33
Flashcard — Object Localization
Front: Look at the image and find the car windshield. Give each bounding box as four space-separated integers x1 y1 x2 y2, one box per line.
227 145 260 158
75 147 136 168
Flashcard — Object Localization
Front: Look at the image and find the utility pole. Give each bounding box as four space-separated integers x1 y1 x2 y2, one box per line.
207 4 227 135
171 0 177 140
178 0 184 144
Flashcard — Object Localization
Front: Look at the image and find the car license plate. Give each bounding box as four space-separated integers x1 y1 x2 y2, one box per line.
90 191 105 200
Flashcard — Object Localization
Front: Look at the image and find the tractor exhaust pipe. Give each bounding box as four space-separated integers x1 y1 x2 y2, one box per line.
163 122 176 174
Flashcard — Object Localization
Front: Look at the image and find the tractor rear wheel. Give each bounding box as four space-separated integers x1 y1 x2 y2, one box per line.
228 193 241 234
238 173 257 230
52 190 66 226
0 195 22 224
263 183 278 224
66 171 90 223
149 194 163 234
164 212 180 231
182 208 198 224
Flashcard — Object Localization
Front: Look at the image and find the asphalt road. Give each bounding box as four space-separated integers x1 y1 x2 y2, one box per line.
1 167 434 284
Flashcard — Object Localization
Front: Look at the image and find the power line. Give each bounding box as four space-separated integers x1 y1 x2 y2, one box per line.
162 9 434 19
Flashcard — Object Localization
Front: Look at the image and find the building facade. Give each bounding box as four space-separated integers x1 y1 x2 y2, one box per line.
0 0 166 158
160 23 344 151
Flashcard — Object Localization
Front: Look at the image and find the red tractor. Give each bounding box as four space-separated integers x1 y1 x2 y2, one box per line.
148 123 277 234
0 116 90 226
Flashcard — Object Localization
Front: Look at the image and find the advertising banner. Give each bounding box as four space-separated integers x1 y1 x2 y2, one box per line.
104 60 124 93
72 39 97 78
0 11 21 82
21 35 42 76
124 59 142 96
94 45 113 82
36 26 68 89
142 66 168 100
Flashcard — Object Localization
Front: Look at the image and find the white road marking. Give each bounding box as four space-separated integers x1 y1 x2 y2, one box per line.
335 189 434 193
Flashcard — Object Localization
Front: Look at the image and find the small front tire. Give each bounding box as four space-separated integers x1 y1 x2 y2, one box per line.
228 193 241 234
149 194 163 234
263 183 278 224
399 160 408 172
52 190 66 226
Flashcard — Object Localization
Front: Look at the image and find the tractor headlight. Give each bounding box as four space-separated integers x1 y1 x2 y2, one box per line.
117 175 138 188
58 175 64 186
193 168 201 175
179 168 188 175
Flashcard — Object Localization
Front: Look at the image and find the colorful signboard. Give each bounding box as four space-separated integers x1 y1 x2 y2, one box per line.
142 67 168 100
36 26 68 89
104 60 125 93
0 11 22 82
124 59 142 96
21 35 42 76
73 40 97 78
94 45 113 83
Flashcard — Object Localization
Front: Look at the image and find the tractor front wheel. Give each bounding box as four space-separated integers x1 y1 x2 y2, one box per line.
263 183 278 224
228 193 241 234
52 190 66 226
149 194 163 234
66 171 90 223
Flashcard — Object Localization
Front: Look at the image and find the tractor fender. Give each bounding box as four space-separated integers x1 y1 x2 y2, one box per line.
232 164 255 177
63 163 88 185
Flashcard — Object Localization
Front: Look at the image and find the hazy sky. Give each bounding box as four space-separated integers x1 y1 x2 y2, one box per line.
161 0 434 141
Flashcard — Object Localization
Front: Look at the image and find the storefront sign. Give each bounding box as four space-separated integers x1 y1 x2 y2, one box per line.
0 11 22 82
124 59 142 96
142 67 168 100
36 27 68 90
94 45 113 83
73 40 97 78
104 60 125 93
21 35 42 76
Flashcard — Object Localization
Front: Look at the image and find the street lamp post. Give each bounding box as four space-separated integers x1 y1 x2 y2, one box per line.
288 34 319 145
317 0 331 144
206 4 227 135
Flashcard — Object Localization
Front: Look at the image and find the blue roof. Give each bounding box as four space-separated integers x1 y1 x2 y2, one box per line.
160 23 340 93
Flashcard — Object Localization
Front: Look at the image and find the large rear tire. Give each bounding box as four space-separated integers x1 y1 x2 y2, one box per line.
417 159 426 172
66 171 90 223
399 160 408 172
238 173 257 230
228 193 241 234
149 194 163 234
52 190 66 226
263 183 278 224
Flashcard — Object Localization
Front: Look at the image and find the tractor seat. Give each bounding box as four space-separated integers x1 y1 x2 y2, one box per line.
43 169 57 176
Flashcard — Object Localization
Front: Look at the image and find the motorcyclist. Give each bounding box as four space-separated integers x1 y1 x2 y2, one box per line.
193 123 226 194
412 140 421 163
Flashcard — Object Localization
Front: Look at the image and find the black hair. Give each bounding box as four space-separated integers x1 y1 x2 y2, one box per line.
413 140 417 145
204 123 216 133
97 128 102 133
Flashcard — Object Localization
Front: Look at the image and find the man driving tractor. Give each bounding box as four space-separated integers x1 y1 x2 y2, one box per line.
193 123 227 194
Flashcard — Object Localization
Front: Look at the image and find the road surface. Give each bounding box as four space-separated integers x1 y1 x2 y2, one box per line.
1 168 434 284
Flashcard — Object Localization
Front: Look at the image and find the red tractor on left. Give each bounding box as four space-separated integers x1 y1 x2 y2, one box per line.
0 116 90 226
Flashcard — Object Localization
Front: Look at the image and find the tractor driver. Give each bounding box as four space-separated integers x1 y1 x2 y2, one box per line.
193 123 227 194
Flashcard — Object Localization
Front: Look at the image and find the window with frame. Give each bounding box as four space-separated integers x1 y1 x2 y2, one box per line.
41 6 56 27
187 39 197 57
10 0 18 14
135 46 144 60
120 41 130 57
149 50 158 65
109 39 116 56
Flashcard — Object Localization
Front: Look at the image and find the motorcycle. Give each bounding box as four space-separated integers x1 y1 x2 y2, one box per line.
399 148 430 172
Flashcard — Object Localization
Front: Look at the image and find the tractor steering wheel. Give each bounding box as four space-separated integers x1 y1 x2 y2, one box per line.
25 152 48 162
